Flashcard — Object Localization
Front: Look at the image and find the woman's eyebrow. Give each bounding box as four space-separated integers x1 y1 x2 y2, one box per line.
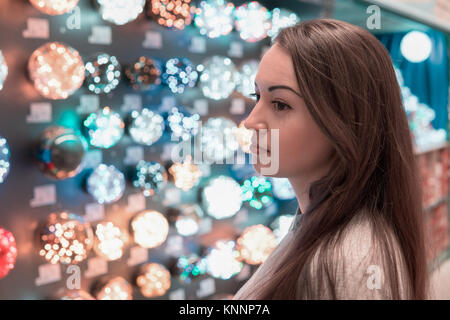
268 85 302 98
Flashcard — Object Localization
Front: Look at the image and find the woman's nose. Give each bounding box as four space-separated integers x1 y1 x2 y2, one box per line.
243 106 268 131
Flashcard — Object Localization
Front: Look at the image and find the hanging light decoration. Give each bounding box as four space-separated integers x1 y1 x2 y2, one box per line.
200 117 239 162
0 135 10 184
0 227 17 279
162 57 198 94
131 210 169 248
85 53 121 94
87 164 126 204
34 126 87 180
124 56 162 91
202 175 242 219
204 240 243 280
95 277 133 300
234 121 252 154
400 31 432 63
29 0 79 15
268 8 299 39
194 0 234 38
198 56 238 100
132 161 168 197
234 1 271 42
270 214 295 244
168 155 202 191
97 0 145 25
240 175 273 210
94 221 127 261
167 203 204 237
38 212 94 264
128 108 165 146
83 107 125 149
269 177 295 200
165 106 201 141
236 60 259 98
236 224 277 265
136 263 171 298
57 290 96 300
175 253 207 283
28 42 85 100
0 51 8 91
148 0 195 30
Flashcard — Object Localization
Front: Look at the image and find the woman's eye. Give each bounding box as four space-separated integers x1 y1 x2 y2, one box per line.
249 92 260 102
272 101 291 111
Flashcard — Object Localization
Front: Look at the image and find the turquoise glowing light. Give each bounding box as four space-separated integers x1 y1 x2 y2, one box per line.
132 161 168 197
83 107 124 149
269 177 295 200
194 0 234 39
162 58 198 94
166 106 201 141
234 1 271 42
87 164 126 204
85 53 121 94
176 254 207 283
240 176 273 210
0 136 10 183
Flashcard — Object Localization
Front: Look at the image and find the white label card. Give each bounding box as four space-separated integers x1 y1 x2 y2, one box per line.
169 288 186 300
84 203 105 222
188 36 207 53
35 263 61 286
76 95 100 115
142 31 163 49
121 94 142 113
85 257 108 278
127 193 146 213
82 150 103 169
193 99 208 116
127 246 148 266
124 146 144 165
230 98 246 115
30 184 57 207
23 18 50 39
88 25 112 45
228 41 244 58
26 102 52 123
196 278 216 298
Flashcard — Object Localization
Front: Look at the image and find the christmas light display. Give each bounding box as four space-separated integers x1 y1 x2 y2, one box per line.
136 263 171 298
124 56 162 91
148 0 195 30
128 108 165 146
131 210 169 248
198 56 238 100
94 221 127 261
0 227 17 279
97 0 145 25
204 240 243 280
85 53 121 94
29 0 79 15
0 136 10 184
132 161 168 197
162 57 198 94
194 0 234 38
202 175 242 219
168 156 202 191
87 164 126 204
234 1 271 42
236 224 276 265
83 107 125 149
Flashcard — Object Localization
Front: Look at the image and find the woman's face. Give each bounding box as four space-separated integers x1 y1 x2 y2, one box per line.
244 43 334 178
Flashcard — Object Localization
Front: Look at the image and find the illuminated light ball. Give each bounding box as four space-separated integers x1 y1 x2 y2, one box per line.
128 108 164 146
270 214 295 244
269 177 295 200
124 56 162 91
202 175 243 219
162 57 198 94
149 0 195 30
95 277 133 300
236 60 259 98
234 1 271 42
136 263 171 298
85 53 121 94
167 203 204 236
175 253 207 283
205 240 243 280
0 136 10 184
234 121 252 153
168 156 202 191
236 224 277 265
87 164 125 204
165 106 201 141
29 0 79 15
0 50 8 90
57 290 95 300
198 56 238 100
39 212 94 265
97 0 145 25
94 221 127 261
240 175 273 210
194 0 234 38
268 8 299 39
132 161 168 197
83 107 124 149
28 42 85 100
0 227 17 279
400 31 432 63
131 210 169 248
34 126 87 180
201 117 239 162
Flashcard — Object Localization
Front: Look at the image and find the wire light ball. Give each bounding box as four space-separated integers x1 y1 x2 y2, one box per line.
0 50 8 91
268 8 299 39
87 164 126 204
83 107 125 149
162 57 198 94
0 227 17 279
149 0 196 30
28 42 85 100
175 253 207 283
136 263 171 298
124 56 162 91
29 0 79 15
269 177 295 200
167 203 204 236
38 212 94 265
204 240 243 280
236 224 277 265
85 53 121 94
128 108 165 146
200 117 239 163
95 277 133 300
132 161 168 197
198 56 238 100
97 0 145 25
94 221 127 261
234 1 271 42
202 175 243 219
0 136 10 184
131 210 169 248
240 175 274 210
236 60 259 98
165 106 201 141
169 155 202 191
194 0 234 38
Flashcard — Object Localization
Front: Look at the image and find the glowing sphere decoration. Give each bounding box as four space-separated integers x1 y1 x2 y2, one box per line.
124 56 162 91
34 126 87 180
83 107 125 149
175 254 207 283
236 224 276 265
95 277 133 300
400 31 432 63
29 0 79 15
198 56 238 100
38 212 94 264
236 60 259 98
0 227 17 279
269 177 295 200
205 240 243 280
268 8 299 39
240 176 274 210
165 106 201 141
132 161 168 197
87 164 126 204
168 156 202 191
136 263 171 298
128 108 164 146
202 175 242 219
85 53 121 94
270 214 295 244
149 0 195 30
57 290 95 300
0 136 10 184
167 203 204 236
28 42 85 100
0 50 8 91
97 0 145 25
200 117 239 162
94 221 127 261
234 121 252 153
194 0 234 38
234 1 271 42
131 210 169 248
162 58 198 94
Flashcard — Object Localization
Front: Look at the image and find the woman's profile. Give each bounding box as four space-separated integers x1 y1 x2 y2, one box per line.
233 19 429 300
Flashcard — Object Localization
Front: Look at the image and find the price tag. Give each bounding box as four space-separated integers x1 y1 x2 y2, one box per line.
169 288 186 300
142 31 163 49
161 143 177 161
192 99 208 116
85 257 108 278
188 36 207 54
127 193 146 213
121 94 142 113
160 96 177 111
124 146 144 165
127 246 148 266
23 18 49 39
84 203 105 222
228 41 243 58
196 278 216 298
35 263 61 286
26 102 52 123
30 184 56 208
76 95 100 115
82 150 103 169
88 26 112 45
230 98 246 115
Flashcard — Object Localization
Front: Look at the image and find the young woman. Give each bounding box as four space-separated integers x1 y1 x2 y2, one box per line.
233 19 429 300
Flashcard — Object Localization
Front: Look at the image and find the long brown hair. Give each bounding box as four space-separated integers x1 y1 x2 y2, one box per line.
246 19 428 299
